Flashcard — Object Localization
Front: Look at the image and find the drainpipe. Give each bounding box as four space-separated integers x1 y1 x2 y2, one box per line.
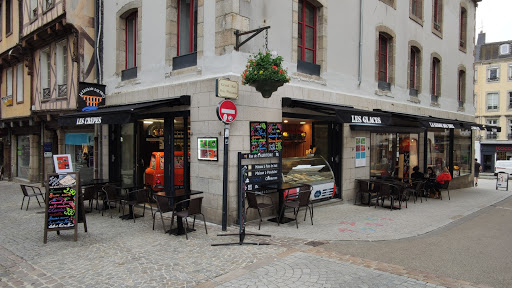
95 0 103 178
358 0 364 86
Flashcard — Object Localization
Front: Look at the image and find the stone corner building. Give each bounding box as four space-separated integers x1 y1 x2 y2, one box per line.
1 0 481 226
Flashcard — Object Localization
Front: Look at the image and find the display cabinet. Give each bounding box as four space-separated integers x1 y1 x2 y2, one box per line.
282 156 335 200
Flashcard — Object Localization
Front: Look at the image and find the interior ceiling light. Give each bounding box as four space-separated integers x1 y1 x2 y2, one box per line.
283 120 289 123
143 121 153 124
300 121 306 124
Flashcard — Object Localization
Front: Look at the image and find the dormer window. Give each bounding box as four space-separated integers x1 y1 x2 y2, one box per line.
500 44 510 55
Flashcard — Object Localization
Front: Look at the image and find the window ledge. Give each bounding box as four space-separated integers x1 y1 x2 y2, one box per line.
408 96 421 104
375 89 393 97
430 101 440 108
168 66 202 78
41 99 51 103
459 46 467 54
457 107 465 112
432 28 443 39
115 77 141 89
291 72 326 86
409 14 424 26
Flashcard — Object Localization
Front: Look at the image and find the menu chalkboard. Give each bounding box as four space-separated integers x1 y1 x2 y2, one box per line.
250 122 268 154
44 173 80 243
267 123 282 152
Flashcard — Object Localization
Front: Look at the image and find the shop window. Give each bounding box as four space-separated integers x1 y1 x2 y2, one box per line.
370 133 396 177
487 66 499 82
56 40 67 98
486 93 499 111
427 129 450 176
410 0 423 24
431 56 441 102
6 0 12 35
453 129 471 177
458 69 466 108
459 6 467 50
16 63 23 103
65 133 94 182
6 67 12 106
17 135 30 179
40 47 51 100
432 0 443 36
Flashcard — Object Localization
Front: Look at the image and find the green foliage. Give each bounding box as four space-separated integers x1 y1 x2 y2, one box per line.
241 51 290 85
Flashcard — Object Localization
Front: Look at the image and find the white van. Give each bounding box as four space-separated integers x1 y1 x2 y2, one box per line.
494 160 512 175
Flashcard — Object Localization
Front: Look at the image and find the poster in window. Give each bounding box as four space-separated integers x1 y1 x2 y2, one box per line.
53 154 73 173
250 122 268 153
355 137 366 167
198 138 218 161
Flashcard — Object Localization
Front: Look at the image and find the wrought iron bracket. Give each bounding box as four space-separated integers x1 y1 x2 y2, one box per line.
234 26 270 51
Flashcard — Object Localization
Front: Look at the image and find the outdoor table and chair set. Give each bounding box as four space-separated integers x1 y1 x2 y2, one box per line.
20 179 207 240
355 176 451 210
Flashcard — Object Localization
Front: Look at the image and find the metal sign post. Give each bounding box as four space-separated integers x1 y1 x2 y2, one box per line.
222 124 229 231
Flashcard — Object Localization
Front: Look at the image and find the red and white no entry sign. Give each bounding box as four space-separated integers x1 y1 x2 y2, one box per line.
217 100 237 124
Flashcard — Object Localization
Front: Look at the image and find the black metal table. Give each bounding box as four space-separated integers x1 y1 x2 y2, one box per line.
154 189 203 236
258 182 304 224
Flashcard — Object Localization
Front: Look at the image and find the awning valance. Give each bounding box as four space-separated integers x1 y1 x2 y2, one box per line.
58 96 190 126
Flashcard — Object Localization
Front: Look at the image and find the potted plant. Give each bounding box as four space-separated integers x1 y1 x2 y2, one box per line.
241 51 290 98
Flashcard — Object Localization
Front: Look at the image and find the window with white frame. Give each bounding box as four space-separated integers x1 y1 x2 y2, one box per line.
508 119 512 138
487 93 499 111
500 44 510 55
56 41 67 86
508 64 512 80
30 0 37 18
487 66 499 82
16 63 23 103
509 91 512 109
474 68 478 83
6 67 13 105
41 48 51 100
486 118 498 139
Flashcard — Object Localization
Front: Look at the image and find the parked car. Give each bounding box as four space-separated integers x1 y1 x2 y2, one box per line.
494 160 512 176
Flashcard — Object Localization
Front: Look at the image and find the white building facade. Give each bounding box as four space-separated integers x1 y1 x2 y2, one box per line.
58 0 480 225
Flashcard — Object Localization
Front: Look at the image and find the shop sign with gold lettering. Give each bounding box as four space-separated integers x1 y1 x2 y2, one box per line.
216 78 239 99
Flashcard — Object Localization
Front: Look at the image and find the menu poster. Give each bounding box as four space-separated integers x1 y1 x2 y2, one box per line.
355 137 366 167
250 122 268 154
198 138 218 161
267 123 282 152
53 154 73 173
44 173 79 243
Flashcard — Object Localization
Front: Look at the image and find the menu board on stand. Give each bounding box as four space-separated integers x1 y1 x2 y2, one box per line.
267 123 282 152
250 122 268 153
44 173 80 243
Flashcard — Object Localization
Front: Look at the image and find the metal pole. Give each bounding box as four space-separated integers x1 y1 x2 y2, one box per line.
222 124 229 231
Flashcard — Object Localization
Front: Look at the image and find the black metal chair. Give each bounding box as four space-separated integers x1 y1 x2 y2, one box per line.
153 194 172 233
101 184 123 218
121 188 149 222
170 197 208 240
439 180 451 200
20 184 45 210
405 180 426 203
82 185 97 212
246 191 277 230
279 184 313 228
376 183 395 210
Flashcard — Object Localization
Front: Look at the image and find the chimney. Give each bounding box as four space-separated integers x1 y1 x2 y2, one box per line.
477 31 486 45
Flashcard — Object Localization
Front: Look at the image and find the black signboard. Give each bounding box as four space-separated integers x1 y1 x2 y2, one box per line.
44 173 80 243
250 122 268 154
77 82 106 112
267 123 282 152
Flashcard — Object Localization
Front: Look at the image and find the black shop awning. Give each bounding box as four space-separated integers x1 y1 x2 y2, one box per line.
282 97 392 125
58 96 190 126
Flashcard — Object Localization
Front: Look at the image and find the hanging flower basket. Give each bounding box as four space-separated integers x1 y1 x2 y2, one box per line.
249 80 285 98
241 51 290 98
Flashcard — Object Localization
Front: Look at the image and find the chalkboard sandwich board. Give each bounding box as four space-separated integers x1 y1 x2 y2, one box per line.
44 173 80 244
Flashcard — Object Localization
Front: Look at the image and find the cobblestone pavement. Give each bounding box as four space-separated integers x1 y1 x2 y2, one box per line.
0 180 502 287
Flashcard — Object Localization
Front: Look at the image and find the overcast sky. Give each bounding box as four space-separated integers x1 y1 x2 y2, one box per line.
475 0 512 43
